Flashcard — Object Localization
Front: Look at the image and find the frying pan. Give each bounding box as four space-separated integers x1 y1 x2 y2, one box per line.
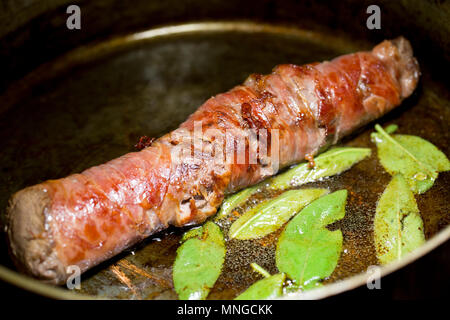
0 0 448 299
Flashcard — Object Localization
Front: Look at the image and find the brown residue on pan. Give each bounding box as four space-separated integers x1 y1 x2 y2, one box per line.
110 265 140 299
117 260 172 289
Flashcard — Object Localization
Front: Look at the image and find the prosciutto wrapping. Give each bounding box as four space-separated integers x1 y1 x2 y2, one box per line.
6 37 419 284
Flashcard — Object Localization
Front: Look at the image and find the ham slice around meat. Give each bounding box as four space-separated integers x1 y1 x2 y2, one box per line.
6 37 420 284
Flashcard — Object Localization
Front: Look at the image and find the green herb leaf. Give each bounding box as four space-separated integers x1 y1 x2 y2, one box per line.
235 273 286 300
276 190 347 290
173 221 226 300
216 147 370 221
229 189 329 240
372 124 450 194
215 186 258 221
374 174 425 265
250 262 271 278
384 124 399 134
268 147 371 190
180 226 203 242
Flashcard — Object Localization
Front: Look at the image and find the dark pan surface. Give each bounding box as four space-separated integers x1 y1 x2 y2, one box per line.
0 22 448 299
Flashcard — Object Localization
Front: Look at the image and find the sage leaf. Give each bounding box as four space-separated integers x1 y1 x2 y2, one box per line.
374 174 425 265
372 124 450 194
173 221 226 300
235 273 286 300
276 190 347 290
268 147 371 190
216 147 370 221
215 185 258 221
229 188 329 240
384 124 398 134
181 226 202 242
